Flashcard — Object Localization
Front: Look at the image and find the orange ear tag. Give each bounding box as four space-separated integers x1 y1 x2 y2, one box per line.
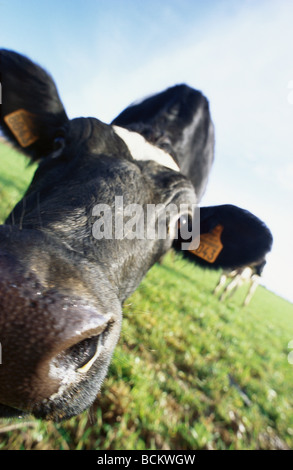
189 224 224 263
4 109 39 147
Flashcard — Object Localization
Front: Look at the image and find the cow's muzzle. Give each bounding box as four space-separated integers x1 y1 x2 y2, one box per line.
0 248 121 420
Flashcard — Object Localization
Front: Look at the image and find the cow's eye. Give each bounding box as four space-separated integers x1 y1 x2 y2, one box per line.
179 214 189 227
177 213 192 234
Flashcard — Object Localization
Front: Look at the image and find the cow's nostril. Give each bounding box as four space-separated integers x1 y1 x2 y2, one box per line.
68 335 102 372
52 333 103 377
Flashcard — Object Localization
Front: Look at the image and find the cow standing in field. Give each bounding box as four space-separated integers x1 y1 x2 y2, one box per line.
213 260 266 306
0 50 273 421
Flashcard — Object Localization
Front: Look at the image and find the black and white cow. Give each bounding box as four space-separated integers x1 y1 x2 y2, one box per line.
0 50 273 421
213 259 267 306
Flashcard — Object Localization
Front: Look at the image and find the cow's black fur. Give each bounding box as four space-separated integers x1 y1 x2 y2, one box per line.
0 50 273 420
112 84 214 200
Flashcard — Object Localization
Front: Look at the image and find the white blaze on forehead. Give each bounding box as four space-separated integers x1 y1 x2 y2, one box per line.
113 125 180 173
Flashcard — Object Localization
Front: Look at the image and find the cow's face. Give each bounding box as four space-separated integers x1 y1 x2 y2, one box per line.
0 51 197 420
0 50 273 421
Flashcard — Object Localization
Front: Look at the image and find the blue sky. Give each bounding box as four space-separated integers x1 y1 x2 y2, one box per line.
1 0 293 302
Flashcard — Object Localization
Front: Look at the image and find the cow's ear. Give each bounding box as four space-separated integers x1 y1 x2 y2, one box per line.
0 49 68 161
173 204 273 269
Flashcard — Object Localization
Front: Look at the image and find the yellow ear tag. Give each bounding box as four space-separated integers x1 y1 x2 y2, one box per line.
189 224 224 263
4 109 39 147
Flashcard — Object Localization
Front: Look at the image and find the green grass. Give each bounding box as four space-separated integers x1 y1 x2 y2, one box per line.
0 140 37 221
1 140 293 450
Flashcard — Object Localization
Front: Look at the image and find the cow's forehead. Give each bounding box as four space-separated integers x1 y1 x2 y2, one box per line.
113 125 180 173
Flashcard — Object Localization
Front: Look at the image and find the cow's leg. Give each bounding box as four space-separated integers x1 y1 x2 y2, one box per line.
243 275 259 306
220 275 241 301
214 272 228 295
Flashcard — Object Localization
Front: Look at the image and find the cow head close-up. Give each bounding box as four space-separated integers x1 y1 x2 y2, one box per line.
0 50 272 421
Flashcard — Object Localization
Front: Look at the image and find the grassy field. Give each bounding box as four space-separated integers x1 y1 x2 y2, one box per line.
0 140 293 450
